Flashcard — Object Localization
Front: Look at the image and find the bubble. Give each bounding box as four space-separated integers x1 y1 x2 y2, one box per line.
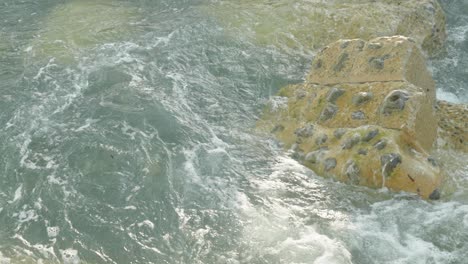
47 226 60 238
60 249 80 264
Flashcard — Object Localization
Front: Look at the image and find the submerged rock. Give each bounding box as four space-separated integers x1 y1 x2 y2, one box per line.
203 0 446 56
28 0 141 63
258 37 447 199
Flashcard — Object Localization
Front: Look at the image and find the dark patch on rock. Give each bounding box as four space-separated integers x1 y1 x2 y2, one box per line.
344 160 360 184
305 150 325 164
324 158 337 171
320 104 338 121
295 124 314 138
429 189 441 200
369 57 384 70
334 128 347 139
271 124 284 133
352 92 373 106
374 139 387 150
315 134 328 146
352 111 366 120
381 90 409 115
358 148 368 155
363 129 379 142
314 59 323 69
342 134 361 149
333 52 349 72
295 90 307 99
327 87 345 103
341 41 350 49
427 157 438 167
381 153 402 177
291 151 305 161
369 54 390 70
356 40 365 51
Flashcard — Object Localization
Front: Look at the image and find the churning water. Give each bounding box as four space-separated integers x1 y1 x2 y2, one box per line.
0 0 467 263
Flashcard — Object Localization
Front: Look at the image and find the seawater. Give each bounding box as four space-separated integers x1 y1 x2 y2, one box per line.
0 0 467 263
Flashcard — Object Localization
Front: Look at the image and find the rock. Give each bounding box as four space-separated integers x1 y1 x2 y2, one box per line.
308 36 437 101
257 37 446 199
308 36 438 151
358 149 368 156
381 153 402 178
381 90 410 115
333 128 347 139
271 124 285 133
352 92 373 106
363 129 379 142
327 87 346 103
294 124 314 138
203 0 446 56
320 103 338 121
429 189 441 200
324 158 337 171
305 149 326 164
351 111 366 120
315 133 328 146
342 133 361 150
427 157 438 167
344 160 360 185
374 139 387 150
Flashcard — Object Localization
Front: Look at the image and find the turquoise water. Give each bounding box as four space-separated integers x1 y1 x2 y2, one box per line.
432 0 468 103
0 1 467 263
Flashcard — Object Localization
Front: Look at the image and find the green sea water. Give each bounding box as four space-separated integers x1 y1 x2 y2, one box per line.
0 0 467 263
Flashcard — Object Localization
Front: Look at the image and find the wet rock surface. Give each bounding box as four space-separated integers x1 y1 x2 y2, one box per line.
258 37 448 199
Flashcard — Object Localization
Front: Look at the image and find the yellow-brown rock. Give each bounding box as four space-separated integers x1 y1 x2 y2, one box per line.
307 36 438 151
258 37 445 199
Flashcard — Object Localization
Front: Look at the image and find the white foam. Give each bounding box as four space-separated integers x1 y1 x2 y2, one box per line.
74 118 99 132
47 226 60 238
32 244 57 260
235 155 353 263
60 249 80 264
267 96 288 112
14 208 38 224
0 252 11 264
12 185 22 203
137 220 154 230
347 199 468 263
437 89 462 103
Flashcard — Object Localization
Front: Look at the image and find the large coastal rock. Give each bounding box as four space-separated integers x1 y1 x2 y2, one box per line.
28 0 141 63
204 0 446 56
258 36 445 199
